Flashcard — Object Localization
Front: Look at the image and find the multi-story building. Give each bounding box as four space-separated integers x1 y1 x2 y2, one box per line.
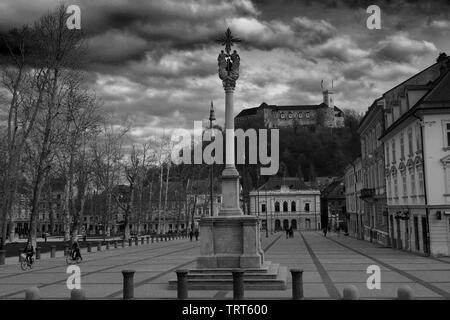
320 177 346 232
359 98 389 245
344 158 364 239
380 52 450 256
249 177 321 231
235 86 344 129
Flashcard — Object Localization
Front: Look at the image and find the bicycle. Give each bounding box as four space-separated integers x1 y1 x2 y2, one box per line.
19 253 33 271
66 250 82 265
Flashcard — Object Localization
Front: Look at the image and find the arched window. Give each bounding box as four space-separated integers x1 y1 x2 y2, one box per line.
283 201 288 212
275 202 280 212
275 220 281 231
291 201 296 212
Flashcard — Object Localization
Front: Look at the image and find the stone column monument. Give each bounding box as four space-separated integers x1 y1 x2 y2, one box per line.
169 28 286 290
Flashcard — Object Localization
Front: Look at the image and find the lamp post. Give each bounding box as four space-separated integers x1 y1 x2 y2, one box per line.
265 190 268 237
209 101 215 217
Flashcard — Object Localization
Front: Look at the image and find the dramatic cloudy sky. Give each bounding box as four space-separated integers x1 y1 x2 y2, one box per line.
0 0 449 143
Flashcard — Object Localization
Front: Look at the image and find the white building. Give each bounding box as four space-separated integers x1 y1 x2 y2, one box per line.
380 52 450 256
249 177 321 232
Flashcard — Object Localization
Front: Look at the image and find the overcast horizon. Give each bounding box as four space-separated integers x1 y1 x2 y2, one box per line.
0 0 449 144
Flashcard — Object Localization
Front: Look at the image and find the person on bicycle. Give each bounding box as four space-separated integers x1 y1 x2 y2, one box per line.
23 242 34 266
71 241 82 260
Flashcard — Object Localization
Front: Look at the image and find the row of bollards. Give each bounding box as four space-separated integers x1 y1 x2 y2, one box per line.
22 267 416 300
341 284 415 300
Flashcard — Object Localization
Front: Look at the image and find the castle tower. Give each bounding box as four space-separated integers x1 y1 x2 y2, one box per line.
322 82 334 109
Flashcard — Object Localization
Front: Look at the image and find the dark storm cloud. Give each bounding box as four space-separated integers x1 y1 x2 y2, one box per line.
0 0 448 144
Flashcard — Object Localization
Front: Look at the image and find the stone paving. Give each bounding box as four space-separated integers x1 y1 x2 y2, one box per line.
0 231 449 299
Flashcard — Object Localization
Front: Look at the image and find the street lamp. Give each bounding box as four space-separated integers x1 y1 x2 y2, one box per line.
209 101 216 217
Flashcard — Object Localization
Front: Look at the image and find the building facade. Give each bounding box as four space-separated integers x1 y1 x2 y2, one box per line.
320 177 346 232
249 177 321 232
359 98 389 245
235 87 344 129
380 52 450 256
344 158 364 239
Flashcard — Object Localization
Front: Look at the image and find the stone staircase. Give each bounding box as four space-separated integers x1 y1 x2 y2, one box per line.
168 261 287 290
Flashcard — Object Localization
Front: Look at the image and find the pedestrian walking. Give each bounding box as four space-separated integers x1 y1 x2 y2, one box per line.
194 229 199 241
189 230 193 241
285 227 289 239
43 233 47 243
323 228 327 237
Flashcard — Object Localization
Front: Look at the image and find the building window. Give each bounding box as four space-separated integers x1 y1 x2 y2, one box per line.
386 177 391 198
261 204 266 212
283 201 288 212
291 201 296 212
391 140 396 162
275 202 280 212
445 122 450 148
386 143 390 164
304 203 310 212
400 133 405 159
306 112 310 118
298 112 303 118
402 173 407 196
408 127 413 155
418 166 424 195
410 170 416 195
416 123 422 151
393 174 398 197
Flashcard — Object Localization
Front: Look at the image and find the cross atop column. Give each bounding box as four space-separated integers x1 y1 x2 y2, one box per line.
216 28 241 54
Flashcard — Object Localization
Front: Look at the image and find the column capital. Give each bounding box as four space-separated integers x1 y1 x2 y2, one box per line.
223 80 236 92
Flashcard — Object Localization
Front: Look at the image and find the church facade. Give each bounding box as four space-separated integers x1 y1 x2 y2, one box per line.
235 88 345 129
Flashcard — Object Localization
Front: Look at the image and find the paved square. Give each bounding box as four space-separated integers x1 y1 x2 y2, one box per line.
0 232 449 299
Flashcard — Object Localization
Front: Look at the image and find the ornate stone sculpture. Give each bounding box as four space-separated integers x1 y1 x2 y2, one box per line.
216 28 241 89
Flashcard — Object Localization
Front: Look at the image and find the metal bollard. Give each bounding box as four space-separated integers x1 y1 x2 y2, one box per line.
50 245 56 258
141 237 144 245
25 287 41 300
165 235 168 242
176 269 189 300
122 270 135 300
135 237 138 246
342 285 359 300
232 269 245 300
87 243 91 253
146 236 150 244
64 244 70 256
151 237 154 243
97 242 102 251
397 285 414 300
0 250 5 265
128 238 132 247
290 269 304 300
106 242 110 250
70 288 86 300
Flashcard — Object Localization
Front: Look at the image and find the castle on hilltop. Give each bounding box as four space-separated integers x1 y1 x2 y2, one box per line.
235 84 345 129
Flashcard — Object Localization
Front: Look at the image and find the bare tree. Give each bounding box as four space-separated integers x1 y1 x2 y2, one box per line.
91 113 129 240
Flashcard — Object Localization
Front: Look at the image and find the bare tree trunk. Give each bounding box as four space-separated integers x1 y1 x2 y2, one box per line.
163 162 170 232
157 163 163 234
